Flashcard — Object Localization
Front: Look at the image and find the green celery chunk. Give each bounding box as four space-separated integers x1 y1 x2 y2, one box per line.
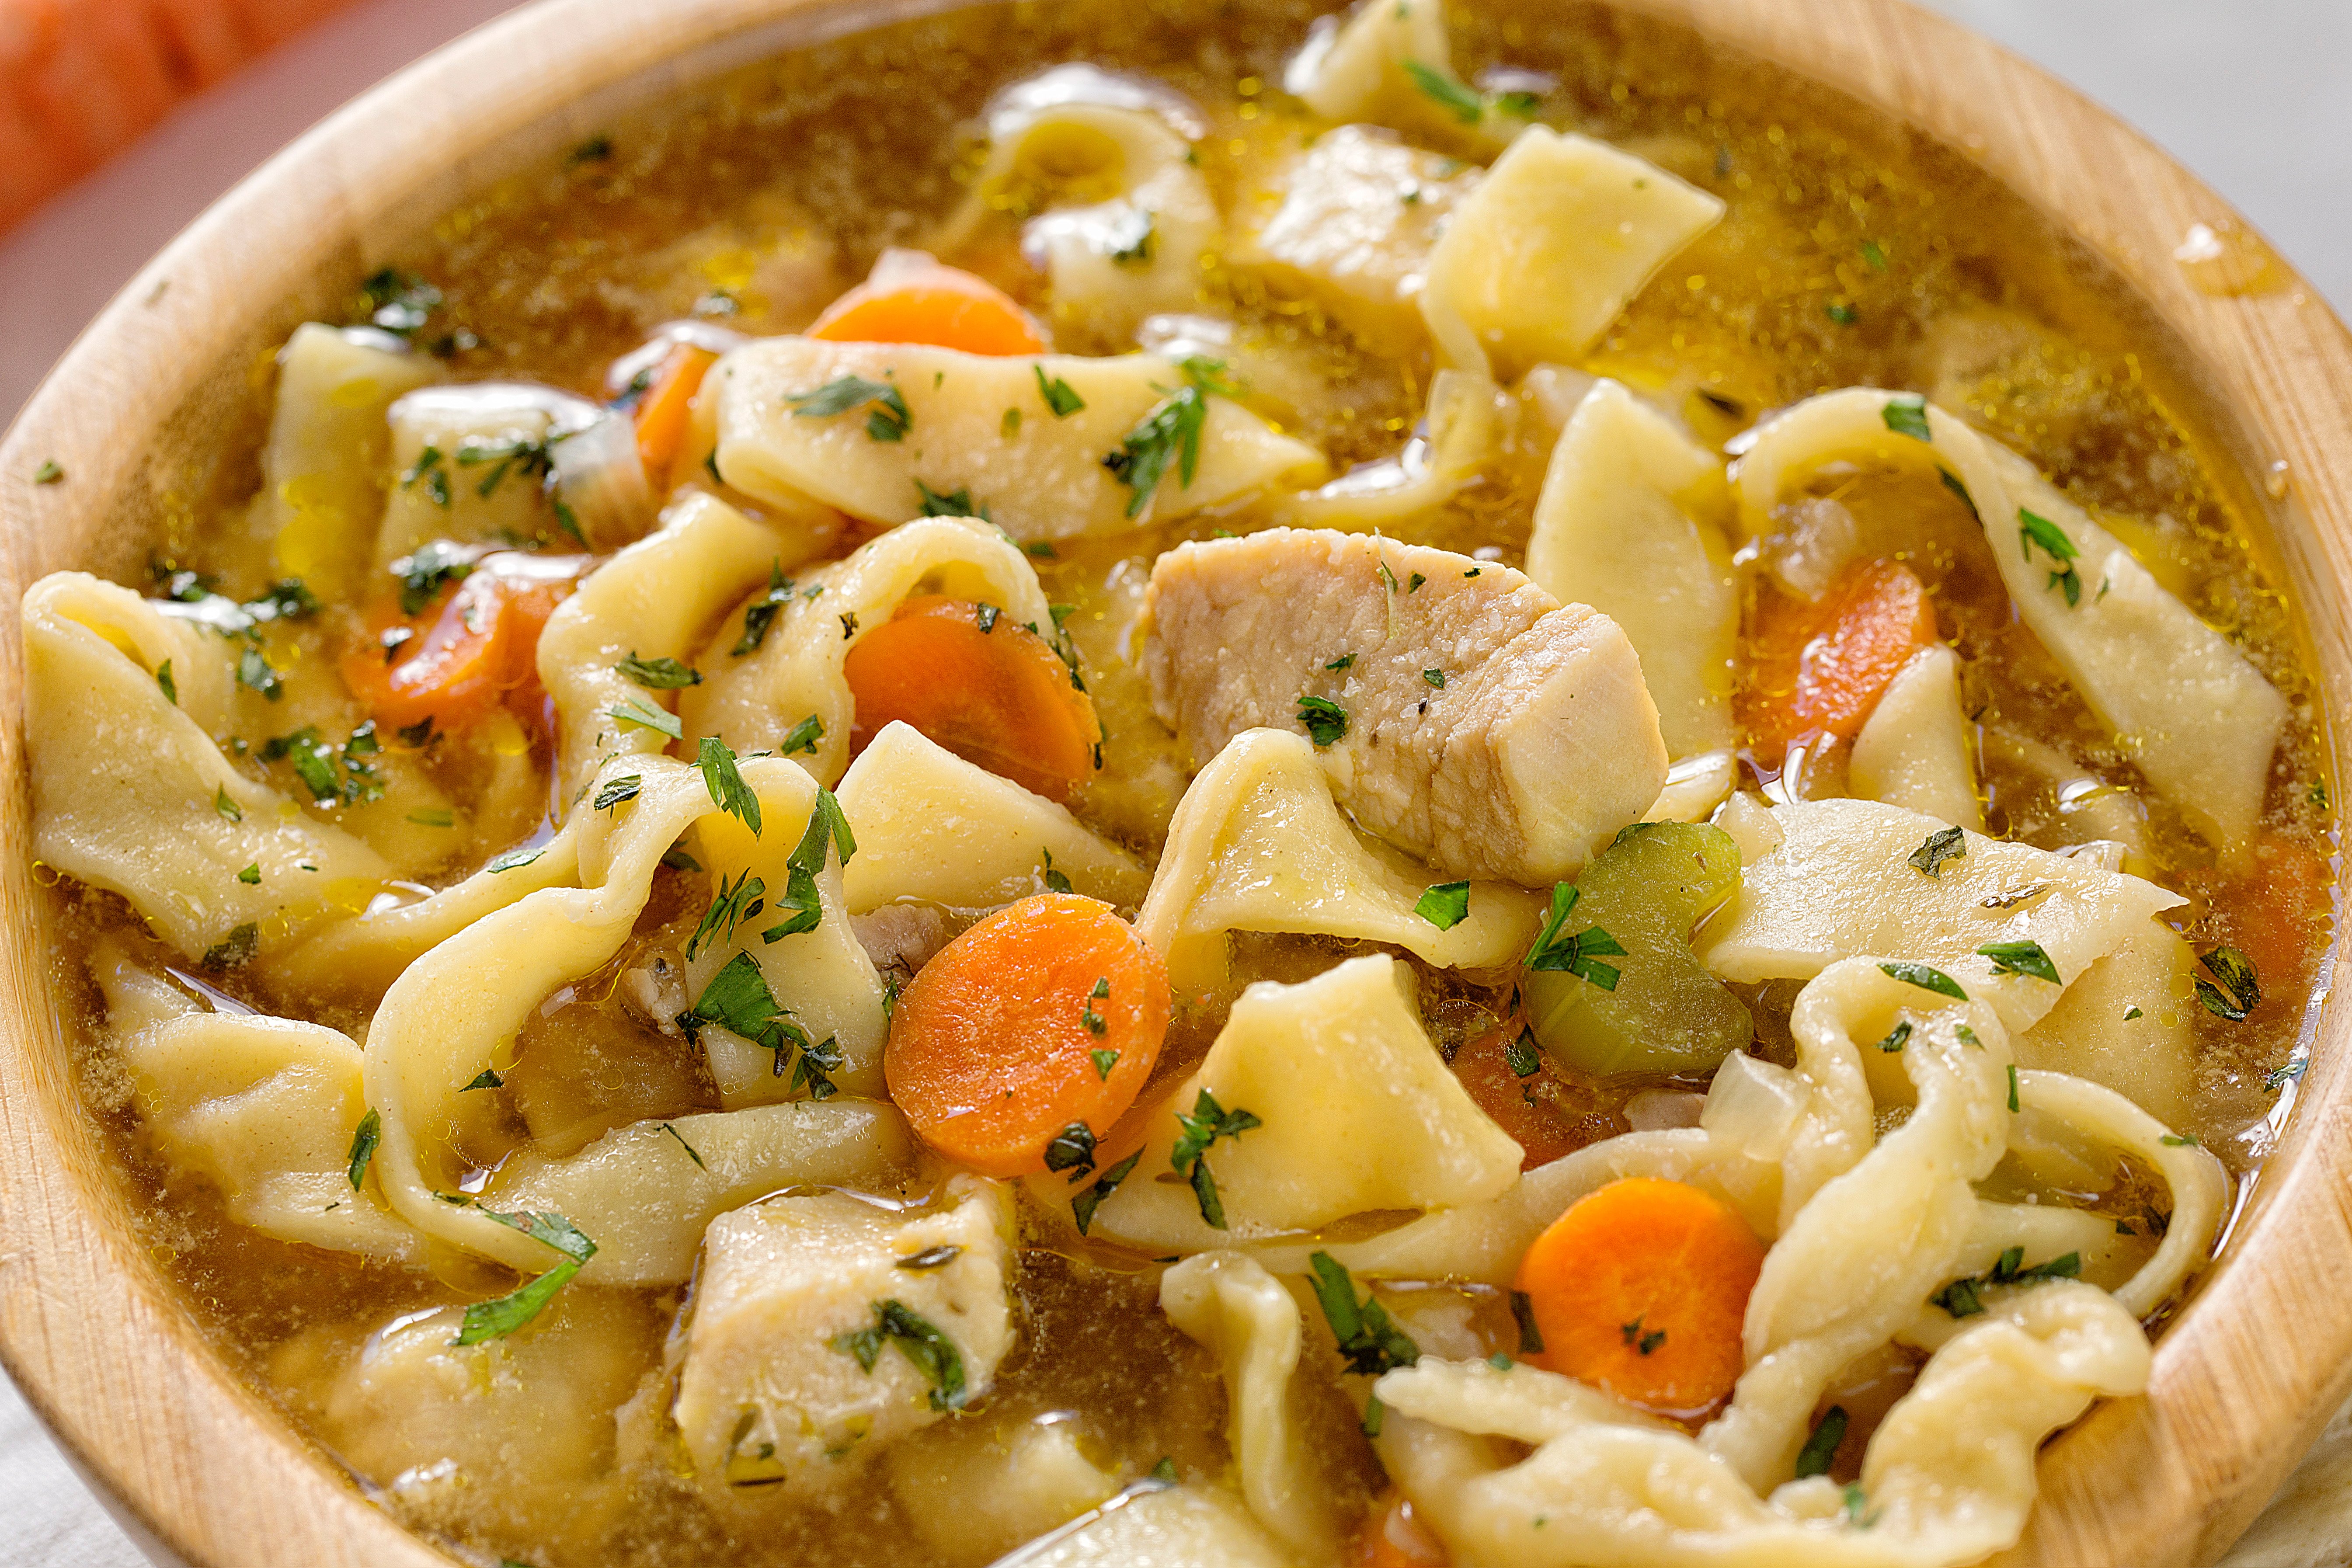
1523 821 1752 1077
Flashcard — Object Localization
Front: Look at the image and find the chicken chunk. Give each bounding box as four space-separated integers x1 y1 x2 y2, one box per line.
672 1176 1014 1496
1141 529 1665 884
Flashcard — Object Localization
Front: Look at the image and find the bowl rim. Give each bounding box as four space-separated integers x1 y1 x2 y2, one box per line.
2 0 2348 1563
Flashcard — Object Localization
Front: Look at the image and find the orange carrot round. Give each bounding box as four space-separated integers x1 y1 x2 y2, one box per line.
1513 1177 1765 1419
633 341 718 480
1739 558 1937 758
844 595 1099 801
339 558 574 730
1350 1492 1449 1566
885 893 1170 1177
809 255 1048 356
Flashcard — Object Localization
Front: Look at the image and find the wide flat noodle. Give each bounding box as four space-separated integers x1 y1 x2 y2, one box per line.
1161 1252 1340 1557
1082 955 1522 1246
251 323 440 600
1283 0 1510 149
1525 378 1737 758
1848 646 1982 831
377 383 599 570
711 339 1326 540
364 755 874 1273
1732 387 2288 850
1419 126 1723 377
680 514 1055 780
835 720 1148 914
1135 728 1545 993
939 97 1213 340
24 571 390 960
535 491 798 810
1698 796 2186 1034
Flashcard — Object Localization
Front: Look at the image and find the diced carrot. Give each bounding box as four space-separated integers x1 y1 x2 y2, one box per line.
809 251 1048 356
633 342 718 480
1350 1492 1449 1566
1738 558 1938 758
1448 1022 1618 1171
843 595 1099 801
2192 828 2333 1026
338 556 574 730
1513 1176 1765 1419
884 893 1170 1177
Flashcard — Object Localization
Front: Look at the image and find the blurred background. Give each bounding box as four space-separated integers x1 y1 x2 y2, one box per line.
0 0 2346 1561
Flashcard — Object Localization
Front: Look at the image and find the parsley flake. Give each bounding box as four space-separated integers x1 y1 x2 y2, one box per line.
1103 386 1204 518
453 1210 597 1345
2019 509 2084 606
1296 694 1348 746
2195 946 2259 1021
1878 960 1966 998
1795 1407 1848 1478
1979 939 2060 983
1170 1088 1261 1229
1414 881 1471 930
1524 883 1627 991
696 736 762 836
616 652 701 688
1403 60 1483 123
1034 365 1086 417
212 786 242 823
833 1300 968 1410
1907 826 1967 877
346 1109 380 1189
1071 1149 1142 1235
733 561 794 657
786 375 911 442
609 698 682 740
1308 1252 1421 1374
1881 393 1932 443
591 774 642 811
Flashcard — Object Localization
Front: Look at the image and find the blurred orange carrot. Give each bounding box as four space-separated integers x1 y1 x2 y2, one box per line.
810 249 1048 356
633 341 716 480
1739 558 1937 758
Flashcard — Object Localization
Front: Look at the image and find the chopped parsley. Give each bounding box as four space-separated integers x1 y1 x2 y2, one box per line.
1040 848 1073 894
1149 1457 1179 1485
760 786 856 941
1940 468 1980 518
1878 960 1965 998
1861 240 1889 272
1325 653 1355 671
833 1299 967 1410
1034 365 1086 417
658 1122 706 1169
1043 1122 1099 1179
463 1069 503 1091
2194 946 2259 1021
32 460 63 485
1408 572 1426 592
681 951 832 1094
778 714 825 757
2162 1133 2199 1147
203 922 259 969
237 862 261 885
1795 1406 1848 1478
346 1109 380 1189
2007 1063 2021 1112
1524 883 1626 991
262 724 383 806
1875 1020 1912 1053
407 807 456 827
616 652 701 688
786 374 911 442
155 660 176 705
687 868 768 961
733 561 794 656
1402 60 1484 124
1091 1047 1120 1081
1179 356 1246 400
453 1210 597 1345
361 268 441 336
1503 1027 1542 1078
915 479 986 518
697 736 762 837
609 698 682 740
1296 694 1348 746
1510 1290 1545 1354
1414 881 1471 930
1169 1088 1261 1229
397 539 474 615
1931 1245 2081 1318
2265 1060 2309 1092
1978 939 2060 983
487 845 544 873
1070 1149 1142 1235
1881 393 1932 443
1620 1317 1665 1355
236 645 283 702
1907 826 1967 877
1824 302 1859 327
212 786 242 823
591 775 642 812
897 1245 963 1271
1422 668 1446 688
2019 509 2083 607
1307 1252 1420 1374
1103 386 1205 518
1080 975 1110 1037
454 433 553 499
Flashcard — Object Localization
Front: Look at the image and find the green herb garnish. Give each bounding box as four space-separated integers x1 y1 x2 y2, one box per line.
1414 881 1471 930
1524 883 1626 991
1307 1251 1420 1374
1878 960 1965 998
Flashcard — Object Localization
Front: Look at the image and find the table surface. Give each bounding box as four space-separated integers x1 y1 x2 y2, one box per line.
2 0 2347 1563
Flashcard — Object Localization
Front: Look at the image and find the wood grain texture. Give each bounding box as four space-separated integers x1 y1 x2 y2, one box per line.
0 0 2345 1563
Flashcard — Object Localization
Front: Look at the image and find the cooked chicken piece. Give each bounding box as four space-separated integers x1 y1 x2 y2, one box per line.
1141 529 1665 884
672 1177 1013 1497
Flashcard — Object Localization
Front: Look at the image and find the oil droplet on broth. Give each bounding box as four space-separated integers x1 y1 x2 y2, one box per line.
2174 220 2282 297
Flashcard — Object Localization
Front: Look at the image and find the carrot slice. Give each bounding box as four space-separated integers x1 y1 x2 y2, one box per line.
810 251 1048 356
339 557 574 730
633 342 718 480
884 893 1170 1177
1738 558 1938 758
843 595 1099 801
1513 1177 1765 1419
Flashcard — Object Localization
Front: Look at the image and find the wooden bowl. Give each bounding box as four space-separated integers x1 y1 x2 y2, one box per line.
0 0 2345 1563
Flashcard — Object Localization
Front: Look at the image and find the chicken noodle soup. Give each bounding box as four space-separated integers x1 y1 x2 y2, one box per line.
25 0 2333 1563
